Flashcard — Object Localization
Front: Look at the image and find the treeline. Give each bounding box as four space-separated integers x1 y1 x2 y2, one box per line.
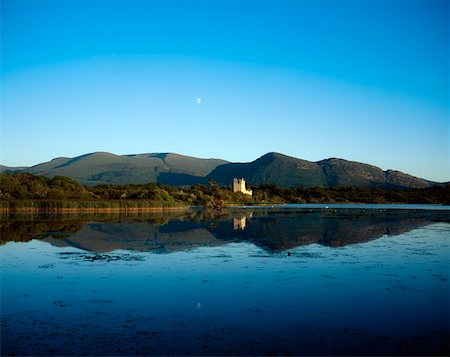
1 173 449 210
255 184 450 205
0 173 251 209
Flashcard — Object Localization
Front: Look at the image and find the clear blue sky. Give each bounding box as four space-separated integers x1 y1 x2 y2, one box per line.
1 0 448 182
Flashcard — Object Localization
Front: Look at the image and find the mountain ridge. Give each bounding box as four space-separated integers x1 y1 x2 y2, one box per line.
208 152 435 188
14 152 227 185
2 151 441 188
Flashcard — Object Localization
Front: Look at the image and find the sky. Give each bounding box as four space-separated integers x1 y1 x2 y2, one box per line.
0 0 448 182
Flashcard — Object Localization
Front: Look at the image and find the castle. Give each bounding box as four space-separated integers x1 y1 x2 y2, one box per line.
233 178 252 195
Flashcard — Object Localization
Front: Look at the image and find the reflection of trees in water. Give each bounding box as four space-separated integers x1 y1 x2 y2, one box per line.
1 209 449 252
0 220 85 244
0 220 84 244
0 211 192 244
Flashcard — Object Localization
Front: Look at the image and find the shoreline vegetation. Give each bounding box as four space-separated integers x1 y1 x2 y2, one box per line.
0 200 189 213
1 172 449 213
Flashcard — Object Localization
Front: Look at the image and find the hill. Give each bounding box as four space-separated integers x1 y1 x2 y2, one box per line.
22 152 227 185
0 165 27 173
208 152 327 187
207 152 434 188
5 151 439 188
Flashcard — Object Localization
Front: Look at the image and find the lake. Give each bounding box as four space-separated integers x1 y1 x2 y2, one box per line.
1 204 449 356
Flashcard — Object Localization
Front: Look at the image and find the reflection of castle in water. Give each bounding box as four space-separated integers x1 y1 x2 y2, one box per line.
233 212 253 230
233 217 246 230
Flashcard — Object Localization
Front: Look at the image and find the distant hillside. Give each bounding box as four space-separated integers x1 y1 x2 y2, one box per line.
5 151 438 188
22 152 227 185
207 152 434 188
207 153 327 188
0 165 27 173
318 158 432 188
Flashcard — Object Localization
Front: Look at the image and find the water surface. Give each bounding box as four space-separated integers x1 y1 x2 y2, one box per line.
1 205 449 355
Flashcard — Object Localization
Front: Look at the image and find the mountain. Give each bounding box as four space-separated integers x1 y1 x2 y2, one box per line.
208 152 328 187
0 165 27 173
22 152 227 185
317 158 432 188
207 152 434 188
6 151 438 188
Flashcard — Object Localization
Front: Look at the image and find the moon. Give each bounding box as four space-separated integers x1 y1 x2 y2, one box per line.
196 97 202 104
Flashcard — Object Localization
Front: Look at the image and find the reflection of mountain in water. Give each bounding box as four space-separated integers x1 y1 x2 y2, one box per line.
210 210 450 251
1 209 449 253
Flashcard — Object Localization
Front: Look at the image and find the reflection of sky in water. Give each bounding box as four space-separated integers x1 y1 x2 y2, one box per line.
1 221 448 355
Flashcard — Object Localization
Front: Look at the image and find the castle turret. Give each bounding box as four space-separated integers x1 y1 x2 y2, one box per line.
233 178 252 195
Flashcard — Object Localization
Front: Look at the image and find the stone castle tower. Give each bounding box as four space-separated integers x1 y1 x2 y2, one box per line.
233 178 252 195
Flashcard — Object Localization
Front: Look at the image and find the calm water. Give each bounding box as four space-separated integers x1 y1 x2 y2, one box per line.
1 205 449 356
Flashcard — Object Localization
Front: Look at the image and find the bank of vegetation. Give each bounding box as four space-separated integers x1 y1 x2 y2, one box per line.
1 173 449 212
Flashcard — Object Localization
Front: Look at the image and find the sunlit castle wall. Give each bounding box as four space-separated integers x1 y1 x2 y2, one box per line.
233 178 252 195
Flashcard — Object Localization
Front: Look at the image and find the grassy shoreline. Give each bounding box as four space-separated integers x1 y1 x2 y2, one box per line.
0 200 189 213
0 207 190 213
2 199 449 214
